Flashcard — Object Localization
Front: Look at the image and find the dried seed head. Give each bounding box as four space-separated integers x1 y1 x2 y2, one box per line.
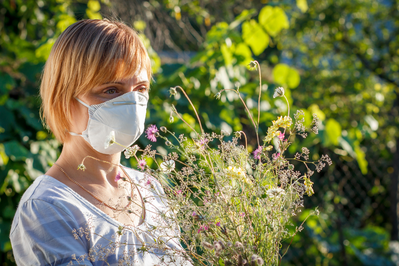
234 241 244 250
169 87 177 96
273 86 285 98
160 126 167 133
202 241 213 250
215 92 222 99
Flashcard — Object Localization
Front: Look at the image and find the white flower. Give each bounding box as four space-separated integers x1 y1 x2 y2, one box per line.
124 145 140 159
160 160 175 173
266 187 286 198
104 131 116 149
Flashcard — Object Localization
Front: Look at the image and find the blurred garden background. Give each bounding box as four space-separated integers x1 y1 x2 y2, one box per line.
1 0 398 265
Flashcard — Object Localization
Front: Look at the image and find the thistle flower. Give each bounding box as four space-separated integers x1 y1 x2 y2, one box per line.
273 86 285 98
124 145 140 159
104 131 116 149
160 160 175 173
145 125 159 142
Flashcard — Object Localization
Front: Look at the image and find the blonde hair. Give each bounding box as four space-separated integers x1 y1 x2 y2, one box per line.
40 19 151 143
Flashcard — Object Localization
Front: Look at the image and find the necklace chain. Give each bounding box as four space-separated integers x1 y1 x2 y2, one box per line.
54 162 133 211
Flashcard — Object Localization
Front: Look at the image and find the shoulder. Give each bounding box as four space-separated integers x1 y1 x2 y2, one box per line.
10 175 89 236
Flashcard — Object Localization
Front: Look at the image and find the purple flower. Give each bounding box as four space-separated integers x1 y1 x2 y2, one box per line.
192 212 197 216
278 132 285 141
145 125 159 142
197 138 209 150
138 159 146 170
114 172 121 182
253 146 262 160
272 152 281 161
216 221 221 227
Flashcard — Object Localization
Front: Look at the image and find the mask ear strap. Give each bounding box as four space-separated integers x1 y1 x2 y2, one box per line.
75 97 90 108
69 131 82 137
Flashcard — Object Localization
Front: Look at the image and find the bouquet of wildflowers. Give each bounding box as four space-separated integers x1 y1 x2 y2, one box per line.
122 62 333 266
77 63 331 265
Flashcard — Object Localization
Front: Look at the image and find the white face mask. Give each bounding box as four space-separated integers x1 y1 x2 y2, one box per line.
70 91 148 154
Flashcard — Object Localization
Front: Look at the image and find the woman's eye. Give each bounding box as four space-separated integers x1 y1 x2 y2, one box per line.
105 88 118 94
136 86 148 93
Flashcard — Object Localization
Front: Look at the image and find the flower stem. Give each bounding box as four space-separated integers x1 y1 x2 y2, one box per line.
175 86 204 135
219 88 260 147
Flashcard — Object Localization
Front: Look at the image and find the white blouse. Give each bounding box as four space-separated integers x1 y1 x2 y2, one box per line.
10 167 191 266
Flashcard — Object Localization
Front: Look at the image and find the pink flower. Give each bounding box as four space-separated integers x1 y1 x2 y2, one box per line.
216 221 221 227
253 146 262 160
145 125 159 142
192 212 197 216
146 179 151 186
176 190 182 194
114 172 121 182
138 159 146 170
239 212 245 217
203 225 209 230
278 132 285 141
272 152 281 161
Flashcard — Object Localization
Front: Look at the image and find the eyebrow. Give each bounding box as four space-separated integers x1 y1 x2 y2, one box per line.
102 81 150 86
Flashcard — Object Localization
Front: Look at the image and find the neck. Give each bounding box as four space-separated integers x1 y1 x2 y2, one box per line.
57 135 122 186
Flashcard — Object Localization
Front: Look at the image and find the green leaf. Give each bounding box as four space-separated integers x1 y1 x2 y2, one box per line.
87 0 101 12
220 43 233 66
4 141 30 161
325 118 342 146
296 0 308 13
354 146 368 174
35 38 55 61
56 14 77 32
242 19 269 56
272 63 300 88
234 43 253 66
258 6 289 37
133 20 147 31
308 104 325 121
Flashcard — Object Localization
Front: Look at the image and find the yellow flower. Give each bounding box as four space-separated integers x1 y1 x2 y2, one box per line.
304 175 314 196
264 116 293 143
225 166 251 184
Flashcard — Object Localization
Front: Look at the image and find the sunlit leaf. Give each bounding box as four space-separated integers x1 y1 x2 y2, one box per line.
242 20 269 56
258 6 289 37
296 0 308 13
35 38 55 61
234 43 253 66
221 43 233 66
354 146 368 174
272 64 300 88
325 118 342 146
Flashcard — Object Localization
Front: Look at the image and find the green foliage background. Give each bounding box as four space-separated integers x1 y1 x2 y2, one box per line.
0 0 397 265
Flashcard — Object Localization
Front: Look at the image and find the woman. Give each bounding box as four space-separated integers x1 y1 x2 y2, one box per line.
10 19 190 265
